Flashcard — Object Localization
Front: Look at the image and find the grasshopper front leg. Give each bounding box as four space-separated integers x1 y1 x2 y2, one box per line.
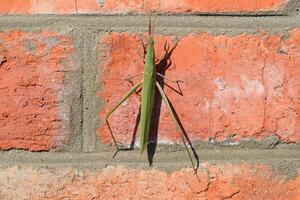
156 73 183 83
124 74 143 95
156 81 199 173
105 81 143 158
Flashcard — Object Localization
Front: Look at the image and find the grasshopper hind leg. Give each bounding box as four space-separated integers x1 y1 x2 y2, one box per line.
105 81 143 158
155 81 199 173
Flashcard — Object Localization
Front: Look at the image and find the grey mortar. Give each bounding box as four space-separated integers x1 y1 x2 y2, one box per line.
0 149 299 179
286 0 300 16
55 29 84 152
0 15 299 36
82 31 103 152
23 39 37 53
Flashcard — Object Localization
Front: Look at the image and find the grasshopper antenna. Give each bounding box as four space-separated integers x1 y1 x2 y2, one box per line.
148 14 157 36
148 16 153 36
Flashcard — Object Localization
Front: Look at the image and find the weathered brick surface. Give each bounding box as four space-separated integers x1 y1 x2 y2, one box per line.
0 31 78 151
98 30 300 144
0 164 298 199
103 0 288 13
0 0 101 14
0 0 289 14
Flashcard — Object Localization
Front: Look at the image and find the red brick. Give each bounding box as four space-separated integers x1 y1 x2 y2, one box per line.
103 0 288 13
0 0 101 14
76 0 102 13
0 0 288 14
263 29 300 142
0 30 76 151
0 164 299 199
0 0 32 14
0 0 73 14
98 29 300 144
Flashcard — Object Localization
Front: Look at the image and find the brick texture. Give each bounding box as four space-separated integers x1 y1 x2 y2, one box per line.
0 164 299 199
0 0 101 14
98 30 300 145
0 0 288 14
103 0 288 13
0 31 77 151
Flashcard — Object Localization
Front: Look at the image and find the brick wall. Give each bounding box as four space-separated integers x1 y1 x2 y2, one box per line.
0 1 299 199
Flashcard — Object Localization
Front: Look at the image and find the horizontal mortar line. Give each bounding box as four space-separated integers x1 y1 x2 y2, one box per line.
0 149 299 166
1 161 298 169
0 16 299 32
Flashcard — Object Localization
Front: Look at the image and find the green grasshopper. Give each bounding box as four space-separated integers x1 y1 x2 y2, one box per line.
105 18 198 173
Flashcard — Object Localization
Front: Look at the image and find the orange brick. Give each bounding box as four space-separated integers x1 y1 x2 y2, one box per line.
104 0 287 13
0 0 288 14
0 164 299 199
0 30 77 151
0 0 101 14
0 0 32 14
98 30 300 144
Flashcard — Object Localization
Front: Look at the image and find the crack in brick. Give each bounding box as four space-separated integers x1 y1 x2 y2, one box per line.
261 56 268 134
74 0 78 14
0 55 6 66
222 190 241 199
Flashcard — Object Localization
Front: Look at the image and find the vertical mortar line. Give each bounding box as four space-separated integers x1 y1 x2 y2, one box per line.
82 31 100 152
79 31 85 152
59 29 85 152
76 29 85 152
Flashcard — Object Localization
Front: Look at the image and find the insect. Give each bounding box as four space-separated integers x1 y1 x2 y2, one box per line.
105 17 199 173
